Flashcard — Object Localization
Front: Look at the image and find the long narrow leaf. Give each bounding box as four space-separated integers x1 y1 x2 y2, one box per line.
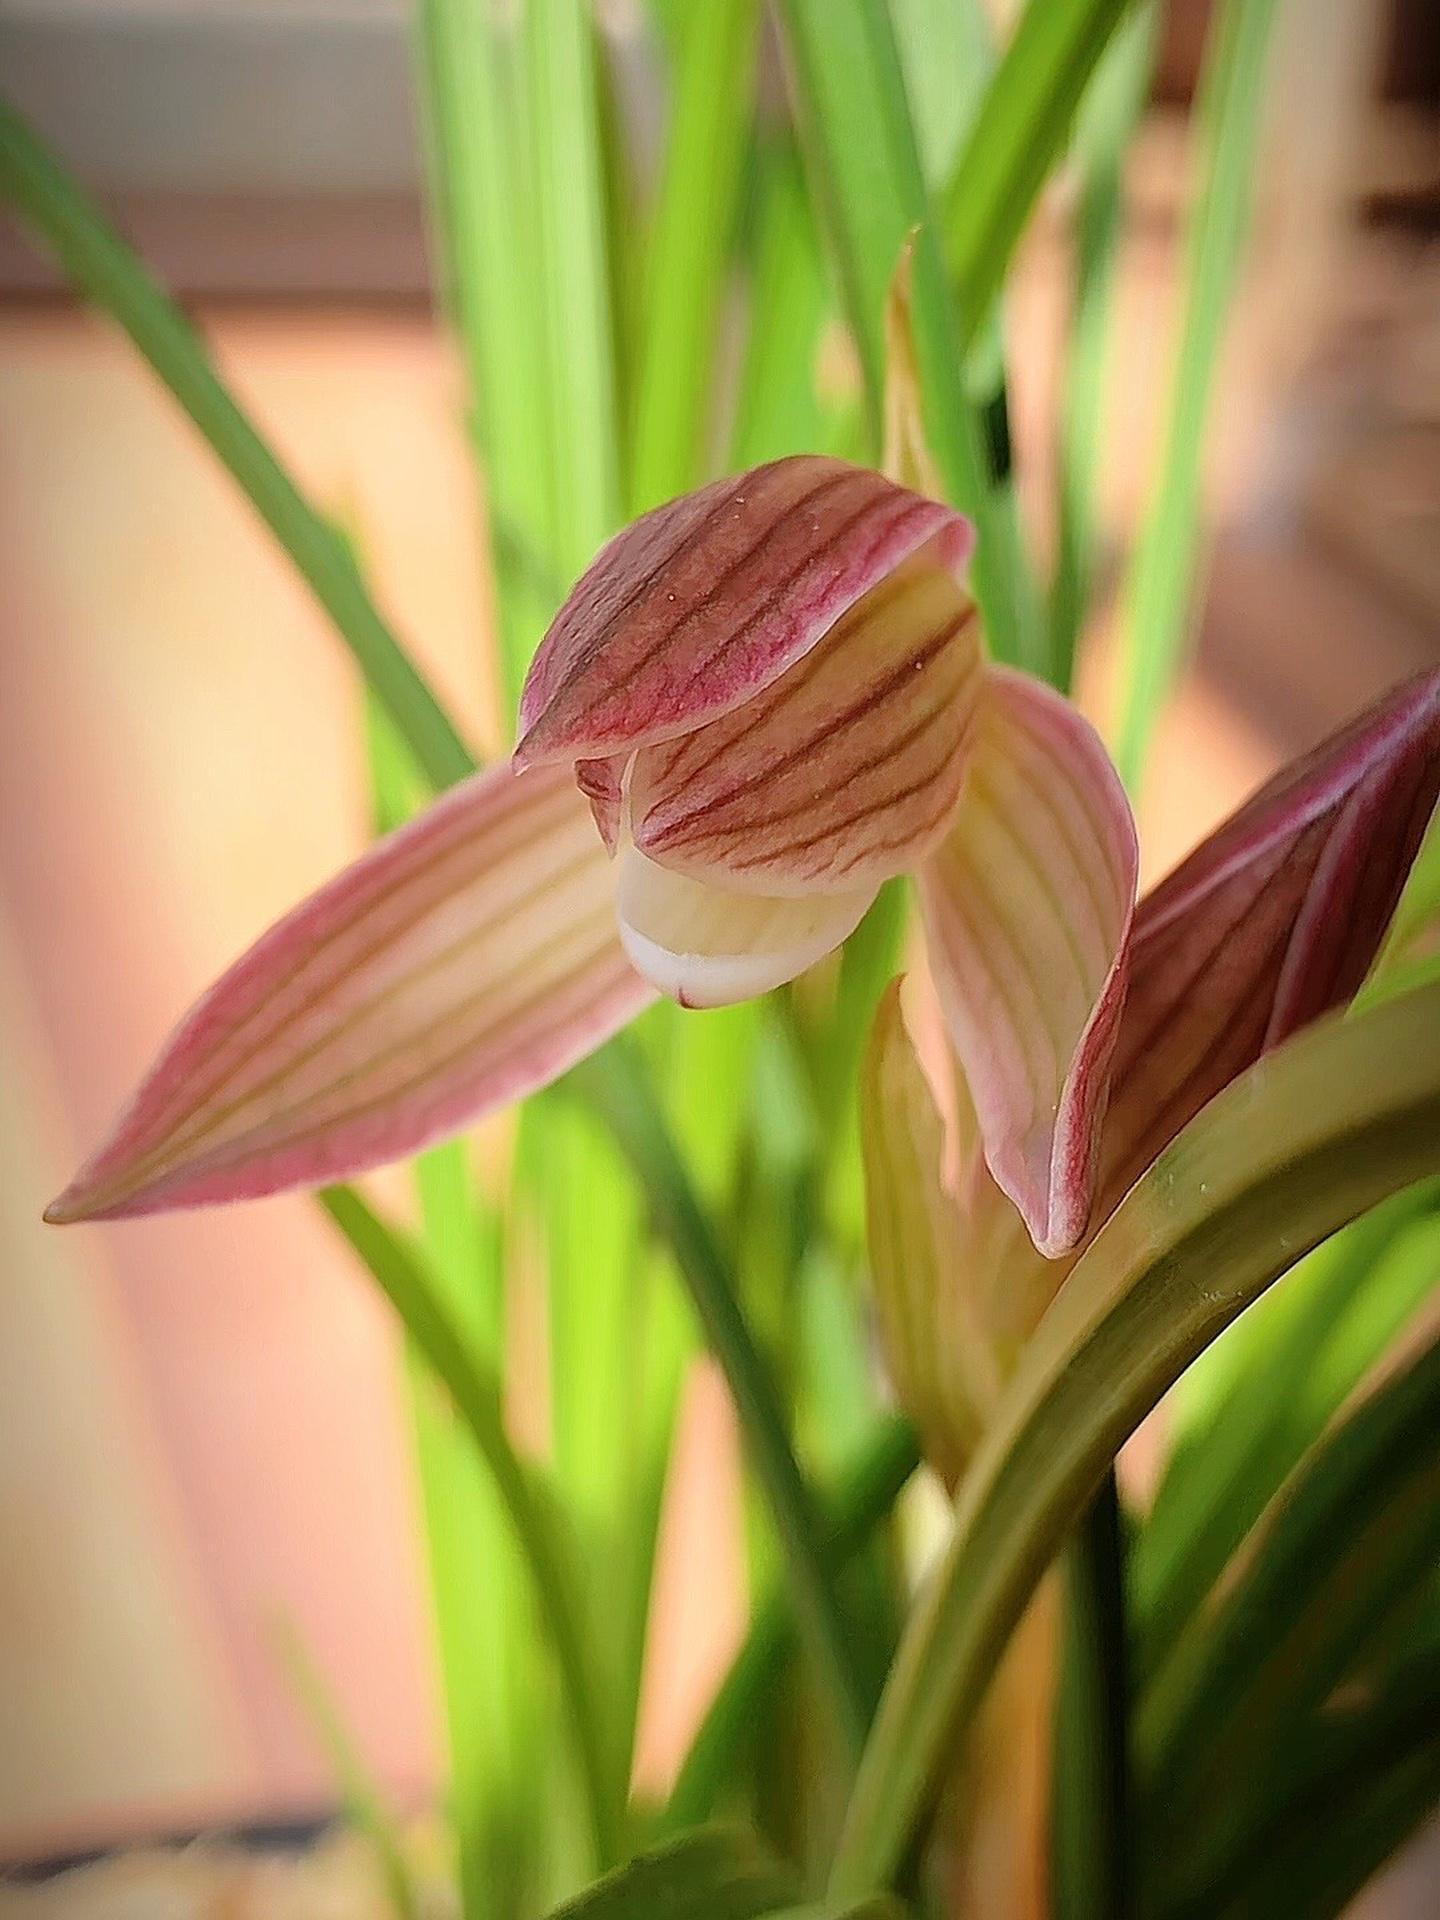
728 138 839 471
778 0 1034 668
1050 2 1161 691
274 1620 422 1920
940 0 1141 352
664 1418 919 1832
526 0 622 579
827 981 1440 1893
1154 1623 1440 1920
630 0 760 511
0 96 474 793
1135 1181 1440 1675
415 0 558 715
1138 1332 1440 1835
568 1039 874 1757
319 1185 623 1869
1114 0 1285 786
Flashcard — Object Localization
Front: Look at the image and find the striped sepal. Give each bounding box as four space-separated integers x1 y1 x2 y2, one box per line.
516 455 972 767
47 761 654 1221
919 668 1139 1258
1101 669 1440 1211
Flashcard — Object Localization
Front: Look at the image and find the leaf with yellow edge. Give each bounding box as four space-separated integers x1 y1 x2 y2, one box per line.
830 979 1440 1893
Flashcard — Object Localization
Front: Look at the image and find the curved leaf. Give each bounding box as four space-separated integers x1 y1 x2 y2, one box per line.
546 1828 797 1920
827 980 1440 1893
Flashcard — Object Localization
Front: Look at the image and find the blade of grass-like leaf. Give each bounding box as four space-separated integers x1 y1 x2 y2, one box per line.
545 1826 798 1919
415 0 557 717
728 139 836 471
777 0 1035 669
1153 1621 1440 1920
663 1417 919 1833
1138 1332 1440 1837
827 981 1440 1894
362 697 542 1911
629 0 760 512
526 0 621 580
0 95 473 793
1114 0 1285 788
319 1184 623 1870
1134 1181 1440 1679
1052 1473 1132 1920
525 1087 650 1796
1193 1738 1440 1920
273 1619 422 1920
568 1038 873 1758
891 0 994 182
1050 2 1161 692
939 0 1141 352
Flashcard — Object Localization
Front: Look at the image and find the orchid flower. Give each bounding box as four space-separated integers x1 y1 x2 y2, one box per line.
48 453 1137 1260
864 670 1440 1486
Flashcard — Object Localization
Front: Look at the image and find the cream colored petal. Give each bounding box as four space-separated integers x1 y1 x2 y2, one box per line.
614 843 875 1009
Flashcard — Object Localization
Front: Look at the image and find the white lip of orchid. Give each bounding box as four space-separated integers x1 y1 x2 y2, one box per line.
609 745 876 1009
613 843 877 1009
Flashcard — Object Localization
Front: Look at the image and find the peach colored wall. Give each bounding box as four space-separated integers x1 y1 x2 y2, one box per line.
0 308 502 1853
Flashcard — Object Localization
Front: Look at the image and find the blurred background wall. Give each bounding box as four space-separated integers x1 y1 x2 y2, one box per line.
0 0 1436 1900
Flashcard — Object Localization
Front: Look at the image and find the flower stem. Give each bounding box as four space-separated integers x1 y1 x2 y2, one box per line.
1053 1469 1133 1920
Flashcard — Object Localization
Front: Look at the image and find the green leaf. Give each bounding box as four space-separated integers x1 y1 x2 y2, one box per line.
777 0 1035 669
526 0 622 582
939 0 1141 352
1135 1181 1440 1675
664 1418 920 1832
545 1828 798 1920
567 1040 873 1757
890 0 995 184
273 1620 422 1920
1052 1476 1132 1920
1151 1622 1440 1920
414 0 558 716
1049 2 1161 691
0 94 474 794
1114 0 1285 788
318 1186 623 1869
827 980 1440 1894
1358 802 1440 1013
630 0 760 510
728 139 836 471
1138 1331 1440 1846
1196 1737 1440 1920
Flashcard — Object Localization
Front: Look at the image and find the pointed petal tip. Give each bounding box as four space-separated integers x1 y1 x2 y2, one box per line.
42 1189 85 1227
920 667 1138 1262
51 759 653 1223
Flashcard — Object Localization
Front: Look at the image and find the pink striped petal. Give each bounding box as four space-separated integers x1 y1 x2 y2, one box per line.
1100 668 1440 1210
614 843 875 1009
515 456 973 767
918 668 1139 1257
626 548 984 896
46 761 654 1222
